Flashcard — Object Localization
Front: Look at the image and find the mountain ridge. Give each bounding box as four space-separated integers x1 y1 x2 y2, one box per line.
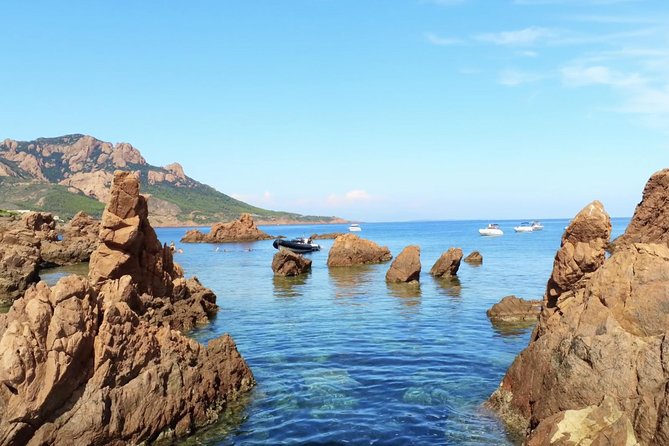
0 134 344 226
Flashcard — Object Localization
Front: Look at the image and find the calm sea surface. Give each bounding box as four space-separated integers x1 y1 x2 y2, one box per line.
41 218 629 445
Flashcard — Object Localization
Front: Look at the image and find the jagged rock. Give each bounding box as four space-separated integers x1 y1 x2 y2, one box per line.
430 247 463 277
0 224 41 304
463 251 483 264
486 295 542 324
544 200 610 309
272 250 312 277
526 396 638 446
310 232 345 240
613 168 669 250
327 234 392 267
386 245 421 283
181 213 272 243
41 212 100 265
0 275 254 445
21 212 58 241
488 187 669 444
59 171 114 203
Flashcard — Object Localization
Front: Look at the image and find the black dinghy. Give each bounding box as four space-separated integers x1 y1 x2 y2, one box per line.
273 237 321 253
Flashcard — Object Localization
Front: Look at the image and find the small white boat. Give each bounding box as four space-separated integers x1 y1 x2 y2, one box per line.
514 222 534 233
531 221 544 231
479 223 503 236
348 223 362 232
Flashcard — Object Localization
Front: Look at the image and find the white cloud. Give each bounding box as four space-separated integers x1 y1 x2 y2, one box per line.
326 189 375 206
425 33 462 46
561 65 644 87
517 50 539 57
476 27 555 46
499 69 546 86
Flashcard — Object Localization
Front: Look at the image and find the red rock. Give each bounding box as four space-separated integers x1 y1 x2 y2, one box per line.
486 295 542 324
181 213 272 243
272 250 312 276
386 245 421 283
430 247 463 277
41 211 100 265
463 251 483 264
0 225 41 304
327 234 392 267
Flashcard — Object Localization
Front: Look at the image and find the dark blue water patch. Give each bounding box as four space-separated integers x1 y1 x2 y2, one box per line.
150 219 630 444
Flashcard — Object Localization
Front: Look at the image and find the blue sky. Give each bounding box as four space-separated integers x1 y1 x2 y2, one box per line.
1 0 667 221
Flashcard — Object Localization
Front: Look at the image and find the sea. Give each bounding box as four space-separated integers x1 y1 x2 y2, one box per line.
39 218 629 445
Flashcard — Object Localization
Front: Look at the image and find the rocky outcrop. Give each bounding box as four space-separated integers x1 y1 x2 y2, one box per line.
0 224 40 304
310 232 345 240
488 189 669 444
430 247 463 277
613 168 669 250
89 171 216 331
0 170 254 445
0 275 253 445
386 245 421 283
272 250 312 277
21 212 58 241
486 295 542 324
41 212 100 265
327 234 392 267
59 171 114 203
464 251 483 264
181 213 272 243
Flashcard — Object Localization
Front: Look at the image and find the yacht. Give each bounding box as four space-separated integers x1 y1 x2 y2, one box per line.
479 223 503 236
531 221 544 231
514 222 534 233
348 223 362 232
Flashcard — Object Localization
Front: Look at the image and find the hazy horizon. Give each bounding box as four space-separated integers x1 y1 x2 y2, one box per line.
1 1 667 222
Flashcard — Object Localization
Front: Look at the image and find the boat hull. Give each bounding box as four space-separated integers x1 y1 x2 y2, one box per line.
514 226 534 233
479 229 503 236
273 239 321 253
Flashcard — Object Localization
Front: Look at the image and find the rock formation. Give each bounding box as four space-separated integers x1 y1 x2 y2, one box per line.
0 222 40 304
486 295 542 324
487 188 669 444
464 251 483 264
41 212 100 266
386 245 421 283
21 212 58 241
0 170 255 445
310 232 345 240
430 247 463 278
272 250 312 277
612 168 669 250
327 234 392 267
181 213 272 243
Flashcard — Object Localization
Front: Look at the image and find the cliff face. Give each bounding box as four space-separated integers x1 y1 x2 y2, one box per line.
488 173 669 445
0 134 341 225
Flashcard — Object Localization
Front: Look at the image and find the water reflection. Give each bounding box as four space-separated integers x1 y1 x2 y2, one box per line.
272 274 308 298
435 276 462 298
39 263 89 286
490 320 537 338
328 265 376 299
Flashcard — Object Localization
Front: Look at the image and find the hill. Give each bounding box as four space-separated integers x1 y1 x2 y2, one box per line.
0 134 342 226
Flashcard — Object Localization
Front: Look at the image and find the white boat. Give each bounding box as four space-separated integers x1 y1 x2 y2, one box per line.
479 223 503 236
531 221 544 231
514 222 534 233
349 223 362 232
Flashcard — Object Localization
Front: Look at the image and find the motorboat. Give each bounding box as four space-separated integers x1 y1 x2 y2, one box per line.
348 223 362 232
514 222 534 233
479 223 503 236
531 221 544 231
273 237 321 253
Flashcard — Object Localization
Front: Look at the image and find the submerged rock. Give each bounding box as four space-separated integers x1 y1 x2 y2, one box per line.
487 178 669 444
430 247 463 278
181 213 272 243
463 251 483 264
327 234 392 267
272 250 312 277
386 245 421 283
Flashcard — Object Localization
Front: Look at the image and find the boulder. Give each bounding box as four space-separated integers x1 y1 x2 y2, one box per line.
272 250 312 277
0 226 41 304
327 234 392 267
488 187 669 444
21 212 58 241
386 245 421 283
310 232 345 240
180 213 272 243
430 247 463 277
612 168 669 250
463 251 483 264
41 212 100 266
486 295 542 324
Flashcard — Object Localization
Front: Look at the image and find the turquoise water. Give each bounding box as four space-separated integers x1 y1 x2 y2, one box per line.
34 219 628 444
150 218 627 445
